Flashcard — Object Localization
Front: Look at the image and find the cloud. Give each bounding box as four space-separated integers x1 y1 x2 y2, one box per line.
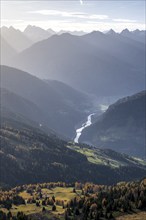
1 19 25 28
89 15 109 20
29 10 81 18
113 18 137 23
30 10 65 16
1 19 23 23
29 10 109 20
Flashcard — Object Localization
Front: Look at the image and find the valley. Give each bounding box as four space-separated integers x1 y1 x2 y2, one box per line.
0 2 146 219
74 103 109 143
0 65 93 139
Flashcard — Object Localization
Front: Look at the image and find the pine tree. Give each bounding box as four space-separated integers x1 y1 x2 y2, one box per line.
42 207 46 212
52 204 56 211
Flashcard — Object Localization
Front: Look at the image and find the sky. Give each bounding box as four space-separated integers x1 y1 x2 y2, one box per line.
1 0 146 32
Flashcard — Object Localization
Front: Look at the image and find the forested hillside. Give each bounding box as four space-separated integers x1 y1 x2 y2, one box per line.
81 91 146 157
0 179 146 219
0 117 146 188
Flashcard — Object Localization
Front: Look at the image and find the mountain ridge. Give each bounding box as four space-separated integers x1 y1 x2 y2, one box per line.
80 91 146 157
0 65 91 138
11 30 145 96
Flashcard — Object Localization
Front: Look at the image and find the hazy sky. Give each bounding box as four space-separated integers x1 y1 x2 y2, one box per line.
1 0 146 32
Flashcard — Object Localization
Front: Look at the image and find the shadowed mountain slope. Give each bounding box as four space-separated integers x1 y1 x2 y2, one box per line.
81 91 146 157
0 65 91 138
1 117 146 188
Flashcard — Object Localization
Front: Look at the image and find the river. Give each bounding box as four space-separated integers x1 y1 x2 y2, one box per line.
74 104 108 143
74 113 95 143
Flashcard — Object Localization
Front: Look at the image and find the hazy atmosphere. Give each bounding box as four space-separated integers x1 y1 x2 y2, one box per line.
0 1 146 220
1 0 145 31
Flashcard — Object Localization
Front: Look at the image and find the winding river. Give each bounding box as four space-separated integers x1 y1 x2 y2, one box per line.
74 113 95 143
74 104 108 143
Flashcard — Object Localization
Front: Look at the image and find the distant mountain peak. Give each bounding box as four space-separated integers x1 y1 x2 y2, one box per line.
1 25 33 53
106 29 117 35
23 25 55 43
1 26 19 33
47 28 56 34
24 25 55 35
121 28 130 34
132 29 140 34
91 30 103 35
24 25 46 33
1 26 9 31
60 32 73 37
9 26 21 33
24 25 34 31
9 25 16 30
58 30 86 36
85 30 104 38
120 28 145 42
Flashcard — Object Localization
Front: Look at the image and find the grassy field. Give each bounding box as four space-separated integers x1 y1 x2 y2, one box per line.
1 186 78 218
41 187 76 203
67 144 146 168
67 145 122 168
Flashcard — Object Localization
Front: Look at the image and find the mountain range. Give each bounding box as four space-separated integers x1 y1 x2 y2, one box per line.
120 29 146 43
0 26 33 52
9 30 145 97
58 30 86 36
0 65 91 138
23 25 56 43
1 26 145 98
0 26 145 189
